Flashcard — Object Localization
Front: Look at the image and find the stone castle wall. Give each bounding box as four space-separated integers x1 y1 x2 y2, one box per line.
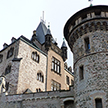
63 6 108 108
17 40 47 94
72 23 108 107
0 87 74 108
0 41 20 94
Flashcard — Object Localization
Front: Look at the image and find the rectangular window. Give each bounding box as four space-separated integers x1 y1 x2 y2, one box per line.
95 98 103 108
79 65 84 81
51 80 61 91
84 37 90 52
66 76 70 85
51 57 61 74
71 79 74 86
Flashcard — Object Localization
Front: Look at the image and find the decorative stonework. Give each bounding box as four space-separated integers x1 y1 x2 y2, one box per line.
69 20 108 51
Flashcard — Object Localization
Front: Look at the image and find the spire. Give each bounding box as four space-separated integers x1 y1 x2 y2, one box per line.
88 0 93 6
61 38 67 61
46 23 52 35
61 38 67 48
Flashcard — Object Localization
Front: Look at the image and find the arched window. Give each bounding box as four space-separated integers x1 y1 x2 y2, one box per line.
37 72 44 83
64 100 74 108
31 51 40 63
95 98 103 108
7 47 14 59
5 65 11 75
36 88 41 92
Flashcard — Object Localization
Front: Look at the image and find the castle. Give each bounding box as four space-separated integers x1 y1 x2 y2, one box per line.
0 5 108 108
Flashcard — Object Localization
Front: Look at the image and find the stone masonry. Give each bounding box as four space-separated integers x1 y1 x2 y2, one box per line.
64 5 108 108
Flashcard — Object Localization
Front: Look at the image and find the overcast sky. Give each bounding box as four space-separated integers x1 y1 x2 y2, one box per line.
0 0 107 68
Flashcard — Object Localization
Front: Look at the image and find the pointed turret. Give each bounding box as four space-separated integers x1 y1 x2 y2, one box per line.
61 38 67 61
45 25 52 51
31 30 37 42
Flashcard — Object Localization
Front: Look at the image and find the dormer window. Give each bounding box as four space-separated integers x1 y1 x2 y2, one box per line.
84 37 90 52
31 52 40 63
5 65 11 75
0 54 3 63
7 47 14 59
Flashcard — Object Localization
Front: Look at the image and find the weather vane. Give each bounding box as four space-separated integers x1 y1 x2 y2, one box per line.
88 0 93 6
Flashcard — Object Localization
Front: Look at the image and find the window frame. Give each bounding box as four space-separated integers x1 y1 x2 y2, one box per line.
84 37 90 52
51 80 61 91
37 72 44 83
51 57 61 75
31 51 40 63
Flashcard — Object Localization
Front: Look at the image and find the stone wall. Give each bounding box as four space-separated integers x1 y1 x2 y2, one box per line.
72 28 108 108
17 40 47 94
0 87 74 108
0 41 20 94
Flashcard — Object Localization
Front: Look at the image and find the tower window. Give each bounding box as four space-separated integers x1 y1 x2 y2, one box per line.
84 37 90 52
95 98 103 108
79 65 84 81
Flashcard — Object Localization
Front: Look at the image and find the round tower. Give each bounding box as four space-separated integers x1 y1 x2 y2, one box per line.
64 5 108 108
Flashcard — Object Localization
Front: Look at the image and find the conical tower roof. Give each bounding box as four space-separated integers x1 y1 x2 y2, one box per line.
61 39 67 48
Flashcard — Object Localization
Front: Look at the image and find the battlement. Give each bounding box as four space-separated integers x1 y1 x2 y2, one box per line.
0 87 74 108
64 5 108 51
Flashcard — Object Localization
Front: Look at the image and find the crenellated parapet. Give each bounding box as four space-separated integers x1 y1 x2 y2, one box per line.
69 20 108 51
64 5 108 52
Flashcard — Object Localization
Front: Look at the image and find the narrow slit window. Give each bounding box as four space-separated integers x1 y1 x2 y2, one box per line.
66 76 70 85
95 98 103 108
84 37 90 51
79 65 84 81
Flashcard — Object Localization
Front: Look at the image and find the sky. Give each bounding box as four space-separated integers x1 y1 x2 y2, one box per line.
0 0 108 69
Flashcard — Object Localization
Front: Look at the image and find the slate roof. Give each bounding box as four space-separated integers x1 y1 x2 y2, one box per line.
36 22 48 44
